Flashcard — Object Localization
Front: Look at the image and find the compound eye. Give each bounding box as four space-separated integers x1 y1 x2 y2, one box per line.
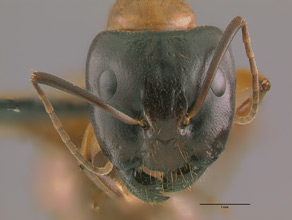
211 68 226 97
98 70 117 100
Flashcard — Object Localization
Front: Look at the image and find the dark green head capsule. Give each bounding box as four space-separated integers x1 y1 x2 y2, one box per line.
86 0 235 202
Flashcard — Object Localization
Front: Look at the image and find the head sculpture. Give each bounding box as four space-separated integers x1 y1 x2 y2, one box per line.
86 0 236 202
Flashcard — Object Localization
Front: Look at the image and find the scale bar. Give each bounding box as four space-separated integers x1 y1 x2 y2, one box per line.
200 203 250 206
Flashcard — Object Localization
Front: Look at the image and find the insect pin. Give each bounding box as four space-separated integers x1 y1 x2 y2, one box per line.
31 0 270 202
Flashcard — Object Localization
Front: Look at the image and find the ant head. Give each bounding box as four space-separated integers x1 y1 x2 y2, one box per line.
86 26 235 202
